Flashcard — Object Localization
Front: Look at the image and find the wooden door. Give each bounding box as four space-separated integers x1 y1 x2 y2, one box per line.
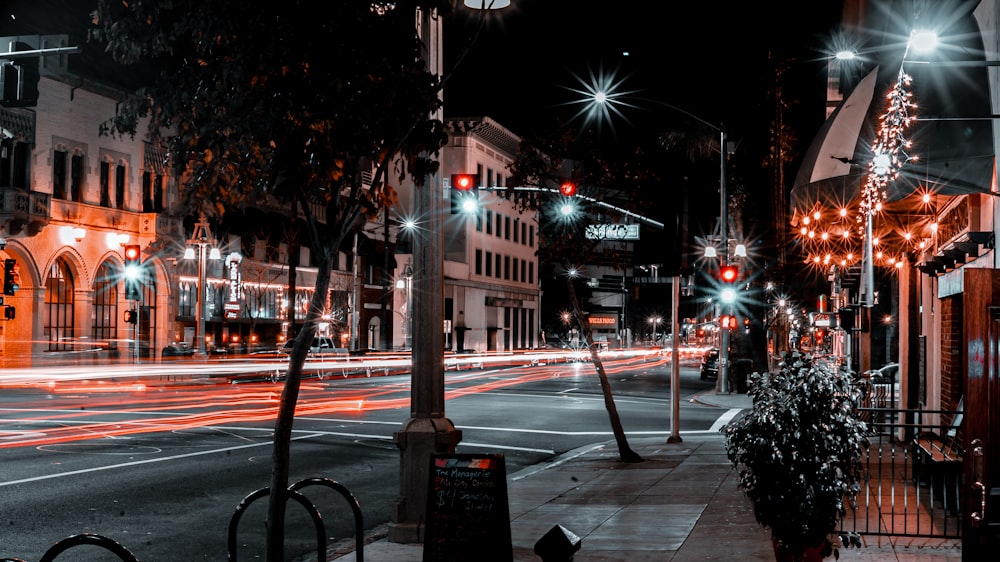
961 271 1000 559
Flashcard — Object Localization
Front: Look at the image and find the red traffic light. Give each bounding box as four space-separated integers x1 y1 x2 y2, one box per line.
559 181 577 197
720 315 737 330
124 244 141 262
719 264 739 284
450 174 478 191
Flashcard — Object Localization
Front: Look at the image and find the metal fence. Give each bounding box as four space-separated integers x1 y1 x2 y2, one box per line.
842 404 964 542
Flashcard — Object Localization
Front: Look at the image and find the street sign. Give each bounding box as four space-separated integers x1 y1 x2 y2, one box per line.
585 223 640 240
811 312 833 327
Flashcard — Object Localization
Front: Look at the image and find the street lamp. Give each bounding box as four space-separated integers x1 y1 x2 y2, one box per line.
388 0 511 544
589 92 733 394
184 213 221 356
647 315 662 344
395 261 413 349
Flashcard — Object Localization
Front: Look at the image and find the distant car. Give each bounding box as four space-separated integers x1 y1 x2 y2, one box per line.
161 342 195 357
700 348 719 380
868 362 899 384
280 337 347 356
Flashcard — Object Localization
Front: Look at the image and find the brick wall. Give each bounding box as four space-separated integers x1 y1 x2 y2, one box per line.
939 295 963 410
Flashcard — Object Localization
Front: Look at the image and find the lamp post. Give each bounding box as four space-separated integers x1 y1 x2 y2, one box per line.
389 1 510 544
648 315 661 344
184 213 221 357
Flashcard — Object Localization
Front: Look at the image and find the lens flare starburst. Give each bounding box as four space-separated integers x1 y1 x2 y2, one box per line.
560 63 641 135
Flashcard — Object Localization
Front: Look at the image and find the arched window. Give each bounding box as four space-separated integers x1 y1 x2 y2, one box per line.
45 257 75 351
92 261 119 349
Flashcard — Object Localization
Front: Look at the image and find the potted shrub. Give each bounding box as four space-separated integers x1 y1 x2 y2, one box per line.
723 353 869 561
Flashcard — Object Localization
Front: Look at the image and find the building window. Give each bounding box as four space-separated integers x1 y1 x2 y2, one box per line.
153 174 165 212
115 162 126 210
179 279 194 318
521 223 527 246
485 251 493 277
495 254 501 278
513 218 519 243
504 256 510 280
475 249 483 275
528 262 534 285
138 272 157 357
99 160 111 207
45 257 75 352
53 150 67 200
91 261 118 347
485 210 493 235
495 213 502 237
504 216 511 240
0 138 29 188
142 171 152 212
529 225 534 248
70 153 84 202
521 259 526 283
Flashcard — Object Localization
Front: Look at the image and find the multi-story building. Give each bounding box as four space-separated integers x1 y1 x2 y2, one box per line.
0 33 369 363
389 116 541 353
790 1 1000 552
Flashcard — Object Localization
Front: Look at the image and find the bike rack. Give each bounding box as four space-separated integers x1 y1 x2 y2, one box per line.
290 478 365 562
1 533 140 562
227 477 365 562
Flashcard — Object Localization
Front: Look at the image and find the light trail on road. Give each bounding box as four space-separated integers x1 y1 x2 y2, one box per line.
0 350 695 450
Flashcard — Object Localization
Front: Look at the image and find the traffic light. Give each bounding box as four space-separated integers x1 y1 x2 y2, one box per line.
3 306 13 320
720 315 737 330
0 42 40 108
718 263 739 303
719 264 739 283
124 309 137 324
124 244 141 301
3 259 18 295
450 173 479 214
559 180 577 197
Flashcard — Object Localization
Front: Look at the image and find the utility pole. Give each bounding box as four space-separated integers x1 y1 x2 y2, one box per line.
389 5 461 544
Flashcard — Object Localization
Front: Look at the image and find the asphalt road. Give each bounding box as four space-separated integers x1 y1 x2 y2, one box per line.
0 353 727 561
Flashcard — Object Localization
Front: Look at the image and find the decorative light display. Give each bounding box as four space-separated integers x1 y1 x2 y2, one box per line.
795 33 932 275
860 65 917 219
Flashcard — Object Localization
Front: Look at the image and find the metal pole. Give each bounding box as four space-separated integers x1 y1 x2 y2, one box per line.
352 231 361 351
389 5 461 544
196 243 207 357
718 128 731 395
668 275 682 443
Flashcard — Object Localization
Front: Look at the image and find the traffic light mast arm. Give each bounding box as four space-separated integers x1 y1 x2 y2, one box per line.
480 186 666 231
0 46 81 60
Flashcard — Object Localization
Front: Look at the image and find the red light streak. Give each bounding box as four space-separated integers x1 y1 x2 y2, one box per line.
0 351 680 449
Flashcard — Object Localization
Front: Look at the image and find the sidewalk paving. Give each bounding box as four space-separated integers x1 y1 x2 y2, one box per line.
318 390 963 561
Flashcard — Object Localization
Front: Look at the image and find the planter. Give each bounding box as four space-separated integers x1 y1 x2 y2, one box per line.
771 538 829 562
725 353 868 562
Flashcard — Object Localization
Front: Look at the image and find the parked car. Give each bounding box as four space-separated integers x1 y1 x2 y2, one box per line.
161 342 195 357
280 336 347 356
700 348 719 380
867 362 899 384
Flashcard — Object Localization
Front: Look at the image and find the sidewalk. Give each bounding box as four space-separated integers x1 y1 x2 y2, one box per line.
320 390 963 561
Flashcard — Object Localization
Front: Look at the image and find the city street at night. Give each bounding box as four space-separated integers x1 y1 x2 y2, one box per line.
0 350 731 561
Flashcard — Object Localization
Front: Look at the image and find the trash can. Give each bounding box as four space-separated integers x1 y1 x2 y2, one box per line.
734 359 753 394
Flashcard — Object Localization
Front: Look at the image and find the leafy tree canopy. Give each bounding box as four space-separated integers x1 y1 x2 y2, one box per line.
90 0 452 253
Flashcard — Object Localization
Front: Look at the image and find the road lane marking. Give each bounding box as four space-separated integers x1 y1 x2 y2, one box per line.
709 408 743 433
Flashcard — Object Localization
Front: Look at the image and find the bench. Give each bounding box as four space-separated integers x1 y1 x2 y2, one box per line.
912 397 963 512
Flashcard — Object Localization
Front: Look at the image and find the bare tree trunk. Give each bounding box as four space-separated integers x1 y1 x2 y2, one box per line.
566 276 643 463
265 252 333 561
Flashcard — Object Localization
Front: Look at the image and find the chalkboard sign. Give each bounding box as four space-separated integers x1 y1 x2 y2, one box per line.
423 453 512 562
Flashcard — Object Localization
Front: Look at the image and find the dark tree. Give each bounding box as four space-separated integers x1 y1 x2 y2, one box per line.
90 1 458 558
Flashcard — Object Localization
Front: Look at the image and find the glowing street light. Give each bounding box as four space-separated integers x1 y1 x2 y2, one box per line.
184 213 222 357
